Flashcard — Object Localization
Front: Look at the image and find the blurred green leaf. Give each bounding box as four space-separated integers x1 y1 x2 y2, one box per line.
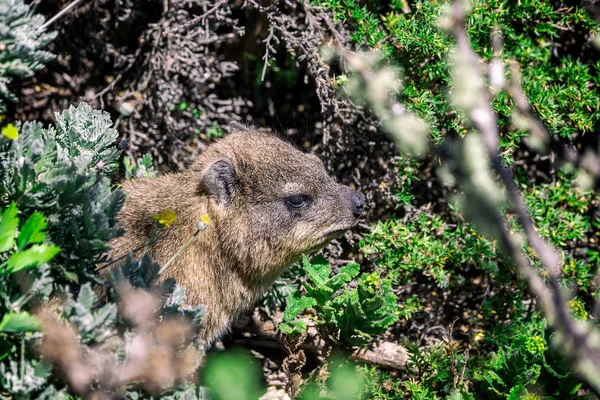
0 312 40 333
204 349 262 400
0 202 19 252
328 359 363 399
17 211 47 250
4 244 60 274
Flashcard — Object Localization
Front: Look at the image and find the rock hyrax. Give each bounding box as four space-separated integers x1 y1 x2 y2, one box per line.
108 130 365 343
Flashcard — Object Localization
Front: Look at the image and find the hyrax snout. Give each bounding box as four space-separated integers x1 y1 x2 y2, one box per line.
107 130 365 343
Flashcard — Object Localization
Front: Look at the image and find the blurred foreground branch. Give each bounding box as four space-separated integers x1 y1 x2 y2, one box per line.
334 0 600 394
441 1 600 394
38 283 203 399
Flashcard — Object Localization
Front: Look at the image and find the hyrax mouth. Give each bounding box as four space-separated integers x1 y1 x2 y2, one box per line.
323 228 350 239
322 220 359 240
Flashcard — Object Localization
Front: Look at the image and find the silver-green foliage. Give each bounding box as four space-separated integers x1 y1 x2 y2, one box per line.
0 103 125 284
0 0 56 107
0 103 208 399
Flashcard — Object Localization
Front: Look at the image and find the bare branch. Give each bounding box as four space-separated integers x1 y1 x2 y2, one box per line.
261 26 278 82
39 0 85 31
444 0 600 392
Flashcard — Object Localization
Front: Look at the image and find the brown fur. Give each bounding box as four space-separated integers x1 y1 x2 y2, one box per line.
106 130 364 343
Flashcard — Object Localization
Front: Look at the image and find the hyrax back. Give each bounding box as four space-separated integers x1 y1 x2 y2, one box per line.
108 130 365 343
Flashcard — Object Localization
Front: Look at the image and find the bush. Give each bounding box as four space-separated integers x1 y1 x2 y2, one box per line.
0 104 207 398
354 171 599 398
316 0 599 153
0 103 124 285
308 0 600 398
0 0 56 110
2 0 600 399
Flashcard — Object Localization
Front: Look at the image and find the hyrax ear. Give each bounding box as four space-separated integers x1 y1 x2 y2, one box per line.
203 158 236 206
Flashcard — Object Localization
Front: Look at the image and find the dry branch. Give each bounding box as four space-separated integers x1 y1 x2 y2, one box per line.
234 311 409 371
443 0 600 393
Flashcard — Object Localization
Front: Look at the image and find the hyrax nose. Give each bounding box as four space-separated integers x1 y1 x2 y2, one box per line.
351 190 366 218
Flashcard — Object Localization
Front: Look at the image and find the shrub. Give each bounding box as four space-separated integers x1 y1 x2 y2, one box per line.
0 0 56 110
0 103 124 285
315 0 599 155
361 208 500 289
0 104 208 398
280 254 398 347
355 170 600 398
308 1 600 397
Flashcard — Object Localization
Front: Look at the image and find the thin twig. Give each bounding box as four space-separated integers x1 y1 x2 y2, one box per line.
158 228 201 275
261 26 276 82
40 0 84 31
166 0 228 35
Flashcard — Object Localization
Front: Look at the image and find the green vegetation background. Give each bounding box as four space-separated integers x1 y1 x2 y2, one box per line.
1 0 599 399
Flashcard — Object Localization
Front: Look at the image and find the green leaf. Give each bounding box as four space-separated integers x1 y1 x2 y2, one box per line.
338 262 360 279
283 291 317 322
302 281 334 305
302 254 331 285
205 349 262 400
0 312 41 333
506 384 526 400
4 244 60 274
279 320 307 335
483 370 506 388
17 211 47 250
0 202 19 252
325 262 360 291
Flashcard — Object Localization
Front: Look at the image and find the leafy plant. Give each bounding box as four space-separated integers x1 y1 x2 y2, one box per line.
0 102 209 399
361 208 500 289
0 202 58 338
280 254 398 346
0 103 125 285
471 316 585 399
315 0 599 157
0 203 60 278
0 202 59 397
0 0 56 109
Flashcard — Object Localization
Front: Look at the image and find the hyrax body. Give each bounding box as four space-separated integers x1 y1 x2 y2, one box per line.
108 130 365 343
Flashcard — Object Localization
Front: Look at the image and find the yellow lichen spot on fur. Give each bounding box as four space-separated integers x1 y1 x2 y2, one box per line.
2 123 19 140
153 210 176 227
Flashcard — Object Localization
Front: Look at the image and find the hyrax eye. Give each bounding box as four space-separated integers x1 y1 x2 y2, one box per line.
286 194 311 209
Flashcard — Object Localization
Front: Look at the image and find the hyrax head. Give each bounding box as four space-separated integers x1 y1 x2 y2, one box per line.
188 131 365 280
